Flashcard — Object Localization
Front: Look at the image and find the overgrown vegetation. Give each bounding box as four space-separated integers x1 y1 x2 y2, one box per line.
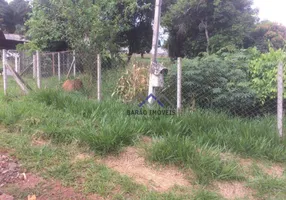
1 89 286 186
163 47 286 117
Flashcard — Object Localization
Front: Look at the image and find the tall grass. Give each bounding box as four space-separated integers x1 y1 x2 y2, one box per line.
1 89 286 162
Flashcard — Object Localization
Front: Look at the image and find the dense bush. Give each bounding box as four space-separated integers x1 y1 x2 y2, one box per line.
249 47 286 103
166 50 259 116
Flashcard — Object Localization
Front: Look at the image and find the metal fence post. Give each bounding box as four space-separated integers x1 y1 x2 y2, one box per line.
36 50 41 89
58 52 61 81
177 57 182 115
2 50 7 95
97 54 102 101
277 62 284 139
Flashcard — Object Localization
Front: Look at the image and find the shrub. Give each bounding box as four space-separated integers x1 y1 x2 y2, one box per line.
166 51 258 116
249 47 286 103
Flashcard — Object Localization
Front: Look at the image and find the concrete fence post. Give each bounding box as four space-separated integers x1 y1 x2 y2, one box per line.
97 54 102 101
2 50 7 95
277 62 284 139
177 57 182 115
36 51 41 89
58 52 61 81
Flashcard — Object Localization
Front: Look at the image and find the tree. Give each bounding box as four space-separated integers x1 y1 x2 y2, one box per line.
250 21 286 53
162 0 258 58
24 0 145 77
115 0 154 61
0 0 31 33
25 0 154 58
0 0 15 32
8 0 32 34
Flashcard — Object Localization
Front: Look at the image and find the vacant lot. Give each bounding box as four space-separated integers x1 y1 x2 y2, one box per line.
0 86 286 199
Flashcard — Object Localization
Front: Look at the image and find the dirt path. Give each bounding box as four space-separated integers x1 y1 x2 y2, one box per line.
101 146 192 192
0 152 101 200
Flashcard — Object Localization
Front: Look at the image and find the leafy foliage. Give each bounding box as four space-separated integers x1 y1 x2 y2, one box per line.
115 0 154 59
25 0 154 59
162 0 258 58
167 50 259 115
249 47 286 102
0 0 31 33
0 0 14 32
250 21 286 53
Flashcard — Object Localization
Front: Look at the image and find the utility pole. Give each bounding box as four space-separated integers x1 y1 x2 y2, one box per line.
148 0 162 103
151 0 162 63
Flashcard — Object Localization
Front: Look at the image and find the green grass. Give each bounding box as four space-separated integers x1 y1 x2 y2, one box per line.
1 86 286 185
248 174 286 199
0 128 207 200
192 189 222 200
147 134 243 184
26 90 286 161
2 86 286 198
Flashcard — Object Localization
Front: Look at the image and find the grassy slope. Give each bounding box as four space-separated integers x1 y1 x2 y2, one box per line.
1 74 286 198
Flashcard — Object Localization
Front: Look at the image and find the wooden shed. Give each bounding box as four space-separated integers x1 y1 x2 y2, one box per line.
0 31 28 49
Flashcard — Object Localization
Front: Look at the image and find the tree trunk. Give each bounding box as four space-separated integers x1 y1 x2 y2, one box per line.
141 53 144 58
201 20 210 55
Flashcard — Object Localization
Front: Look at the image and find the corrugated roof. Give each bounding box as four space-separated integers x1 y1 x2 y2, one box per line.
4 33 28 42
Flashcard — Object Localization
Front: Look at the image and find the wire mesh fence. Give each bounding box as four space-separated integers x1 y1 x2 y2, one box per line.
39 51 76 89
1 49 284 132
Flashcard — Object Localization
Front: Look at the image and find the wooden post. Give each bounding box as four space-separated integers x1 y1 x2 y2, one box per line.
177 57 182 115
33 54 37 79
73 50 76 77
97 54 102 101
2 50 7 95
52 53 55 76
277 62 284 139
36 51 41 89
5 63 31 94
58 52 61 81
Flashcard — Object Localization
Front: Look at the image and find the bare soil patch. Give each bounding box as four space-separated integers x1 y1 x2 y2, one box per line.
140 136 153 144
101 146 191 192
0 153 101 200
239 157 285 178
261 164 284 178
214 181 256 200
36 181 92 200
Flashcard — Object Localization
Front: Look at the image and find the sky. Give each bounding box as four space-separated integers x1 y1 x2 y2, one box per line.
4 0 286 26
253 0 286 25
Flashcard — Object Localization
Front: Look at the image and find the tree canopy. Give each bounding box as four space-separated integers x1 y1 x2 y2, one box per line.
162 0 258 58
0 0 31 34
250 21 286 53
24 0 155 59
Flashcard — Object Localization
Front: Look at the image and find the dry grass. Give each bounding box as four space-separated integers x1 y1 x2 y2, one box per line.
112 63 148 102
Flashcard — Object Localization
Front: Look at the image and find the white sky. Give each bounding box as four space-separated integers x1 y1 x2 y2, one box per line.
253 0 286 25
4 0 286 25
